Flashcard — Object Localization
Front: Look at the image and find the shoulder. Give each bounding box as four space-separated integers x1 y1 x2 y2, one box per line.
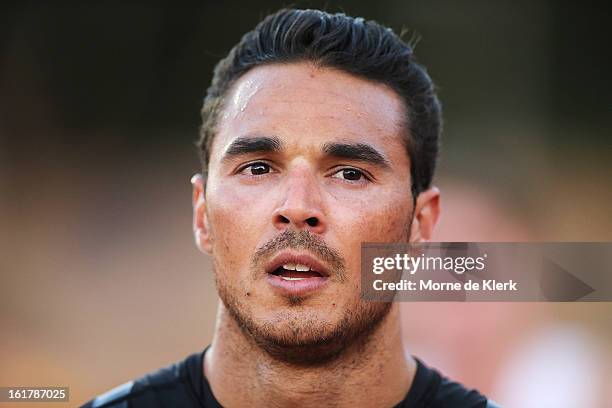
399 357 502 408
80 380 134 408
80 351 204 408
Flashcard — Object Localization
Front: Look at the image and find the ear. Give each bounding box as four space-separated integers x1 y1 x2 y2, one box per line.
191 173 213 254
409 186 440 242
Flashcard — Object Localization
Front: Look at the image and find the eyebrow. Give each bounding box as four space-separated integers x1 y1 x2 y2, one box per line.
221 136 283 162
322 142 391 168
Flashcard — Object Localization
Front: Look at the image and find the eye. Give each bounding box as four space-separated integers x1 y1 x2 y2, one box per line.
331 168 368 182
238 162 272 176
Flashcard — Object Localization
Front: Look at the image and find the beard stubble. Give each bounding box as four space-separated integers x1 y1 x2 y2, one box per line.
214 229 394 366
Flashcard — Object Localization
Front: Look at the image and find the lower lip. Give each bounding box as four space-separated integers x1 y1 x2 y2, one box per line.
266 274 329 296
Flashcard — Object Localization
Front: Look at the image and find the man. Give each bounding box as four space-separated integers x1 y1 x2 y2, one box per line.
83 8 499 408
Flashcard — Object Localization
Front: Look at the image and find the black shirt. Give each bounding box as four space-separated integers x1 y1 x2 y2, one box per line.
81 348 498 408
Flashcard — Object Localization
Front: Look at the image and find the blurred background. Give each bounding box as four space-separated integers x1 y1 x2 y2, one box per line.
1 1 611 407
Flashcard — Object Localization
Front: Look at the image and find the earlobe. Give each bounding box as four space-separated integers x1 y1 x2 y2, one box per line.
191 174 213 254
412 186 441 242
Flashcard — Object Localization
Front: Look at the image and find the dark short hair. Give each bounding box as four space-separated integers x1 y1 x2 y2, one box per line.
197 8 441 197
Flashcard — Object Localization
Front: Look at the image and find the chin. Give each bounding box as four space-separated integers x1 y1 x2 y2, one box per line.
248 308 357 366
250 304 345 340
224 292 392 367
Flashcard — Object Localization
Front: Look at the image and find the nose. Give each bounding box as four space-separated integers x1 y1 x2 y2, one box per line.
272 168 327 234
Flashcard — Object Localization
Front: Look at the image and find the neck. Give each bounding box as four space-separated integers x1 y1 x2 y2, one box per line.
204 302 416 408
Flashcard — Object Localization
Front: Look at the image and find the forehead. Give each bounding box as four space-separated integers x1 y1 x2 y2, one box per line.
213 62 407 158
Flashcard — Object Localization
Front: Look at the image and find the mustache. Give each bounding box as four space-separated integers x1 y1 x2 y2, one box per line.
251 230 346 281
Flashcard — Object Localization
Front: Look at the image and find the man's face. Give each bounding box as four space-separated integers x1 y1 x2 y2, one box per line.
194 62 435 363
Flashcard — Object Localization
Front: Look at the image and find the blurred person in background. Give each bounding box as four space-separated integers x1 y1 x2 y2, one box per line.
82 8 499 408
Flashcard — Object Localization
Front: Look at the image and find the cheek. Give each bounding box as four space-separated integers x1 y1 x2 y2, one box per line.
329 188 413 243
206 184 271 267
327 187 413 280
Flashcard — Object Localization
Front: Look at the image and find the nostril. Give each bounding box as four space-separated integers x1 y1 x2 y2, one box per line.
306 217 318 227
279 215 290 224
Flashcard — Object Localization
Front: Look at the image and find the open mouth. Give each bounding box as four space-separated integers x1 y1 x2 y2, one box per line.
270 263 324 281
265 254 330 295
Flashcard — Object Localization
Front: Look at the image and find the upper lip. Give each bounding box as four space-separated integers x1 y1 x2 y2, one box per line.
265 251 330 277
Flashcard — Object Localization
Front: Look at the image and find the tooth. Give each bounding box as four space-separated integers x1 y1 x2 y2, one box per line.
295 264 311 272
281 276 305 281
283 263 296 270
